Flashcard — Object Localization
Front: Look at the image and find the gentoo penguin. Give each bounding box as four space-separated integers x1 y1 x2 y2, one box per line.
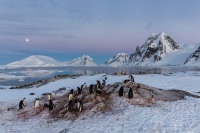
83 83 87 90
119 86 124 97
128 88 133 99
77 87 81 95
70 89 74 94
23 98 27 106
69 89 74 101
48 100 55 111
48 93 51 100
19 100 24 110
77 100 83 112
102 79 106 86
129 75 134 82
81 84 84 91
34 98 40 108
51 91 55 99
89 84 94 95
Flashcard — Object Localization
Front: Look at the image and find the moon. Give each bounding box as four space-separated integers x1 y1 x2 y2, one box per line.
26 39 29 42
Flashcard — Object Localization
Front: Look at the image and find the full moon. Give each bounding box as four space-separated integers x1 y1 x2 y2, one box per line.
26 39 29 42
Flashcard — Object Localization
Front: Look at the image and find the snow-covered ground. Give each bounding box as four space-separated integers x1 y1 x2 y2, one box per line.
0 71 200 133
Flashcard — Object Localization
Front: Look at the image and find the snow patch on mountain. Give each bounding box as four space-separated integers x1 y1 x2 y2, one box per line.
6 55 68 67
68 55 98 66
184 46 200 66
104 53 129 67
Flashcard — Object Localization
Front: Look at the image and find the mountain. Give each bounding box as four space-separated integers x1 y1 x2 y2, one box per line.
184 46 200 65
104 53 129 67
128 32 181 66
6 55 68 67
68 55 98 66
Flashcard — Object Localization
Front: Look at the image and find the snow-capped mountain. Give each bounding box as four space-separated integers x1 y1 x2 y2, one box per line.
104 53 129 67
6 55 68 67
128 32 181 66
68 55 98 66
184 46 200 65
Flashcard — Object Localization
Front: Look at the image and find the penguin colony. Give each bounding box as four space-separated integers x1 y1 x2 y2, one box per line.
15 71 200 121
17 73 157 120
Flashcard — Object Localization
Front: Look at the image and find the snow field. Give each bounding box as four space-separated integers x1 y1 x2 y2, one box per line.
0 72 200 132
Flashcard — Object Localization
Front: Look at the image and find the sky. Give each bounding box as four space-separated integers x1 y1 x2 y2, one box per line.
1 0 200 65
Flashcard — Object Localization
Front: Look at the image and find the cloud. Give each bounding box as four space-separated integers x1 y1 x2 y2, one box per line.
144 22 153 30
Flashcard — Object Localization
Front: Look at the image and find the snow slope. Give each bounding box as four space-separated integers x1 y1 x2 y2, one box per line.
6 55 68 67
104 53 129 67
68 55 98 66
184 46 200 66
1 71 200 132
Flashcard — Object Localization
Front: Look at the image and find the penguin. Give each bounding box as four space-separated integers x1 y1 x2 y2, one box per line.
129 75 134 82
96 80 102 90
19 100 24 110
77 100 83 112
77 87 81 94
68 100 73 112
102 79 106 86
81 84 84 91
51 91 55 99
128 88 133 99
119 86 124 97
23 98 27 107
89 84 94 95
48 93 51 100
48 100 55 111
69 89 74 101
105 77 107 80
34 98 40 108
83 83 87 90
70 89 74 94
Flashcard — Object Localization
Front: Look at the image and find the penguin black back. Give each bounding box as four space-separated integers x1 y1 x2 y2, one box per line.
77 87 81 94
128 88 133 99
49 100 54 111
89 84 94 95
70 89 74 94
68 100 73 112
19 100 24 110
81 84 84 91
119 86 124 96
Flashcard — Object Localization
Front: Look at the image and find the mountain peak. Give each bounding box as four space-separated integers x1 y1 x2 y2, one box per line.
6 55 66 67
69 55 97 66
105 53 129 66
129 32 180 65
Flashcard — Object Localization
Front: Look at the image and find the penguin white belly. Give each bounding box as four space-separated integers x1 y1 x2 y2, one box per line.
23 99 27 106
69 94 73 101
77 102 80 110
48 94 51 100
51 92 55 99
35 100 40 108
